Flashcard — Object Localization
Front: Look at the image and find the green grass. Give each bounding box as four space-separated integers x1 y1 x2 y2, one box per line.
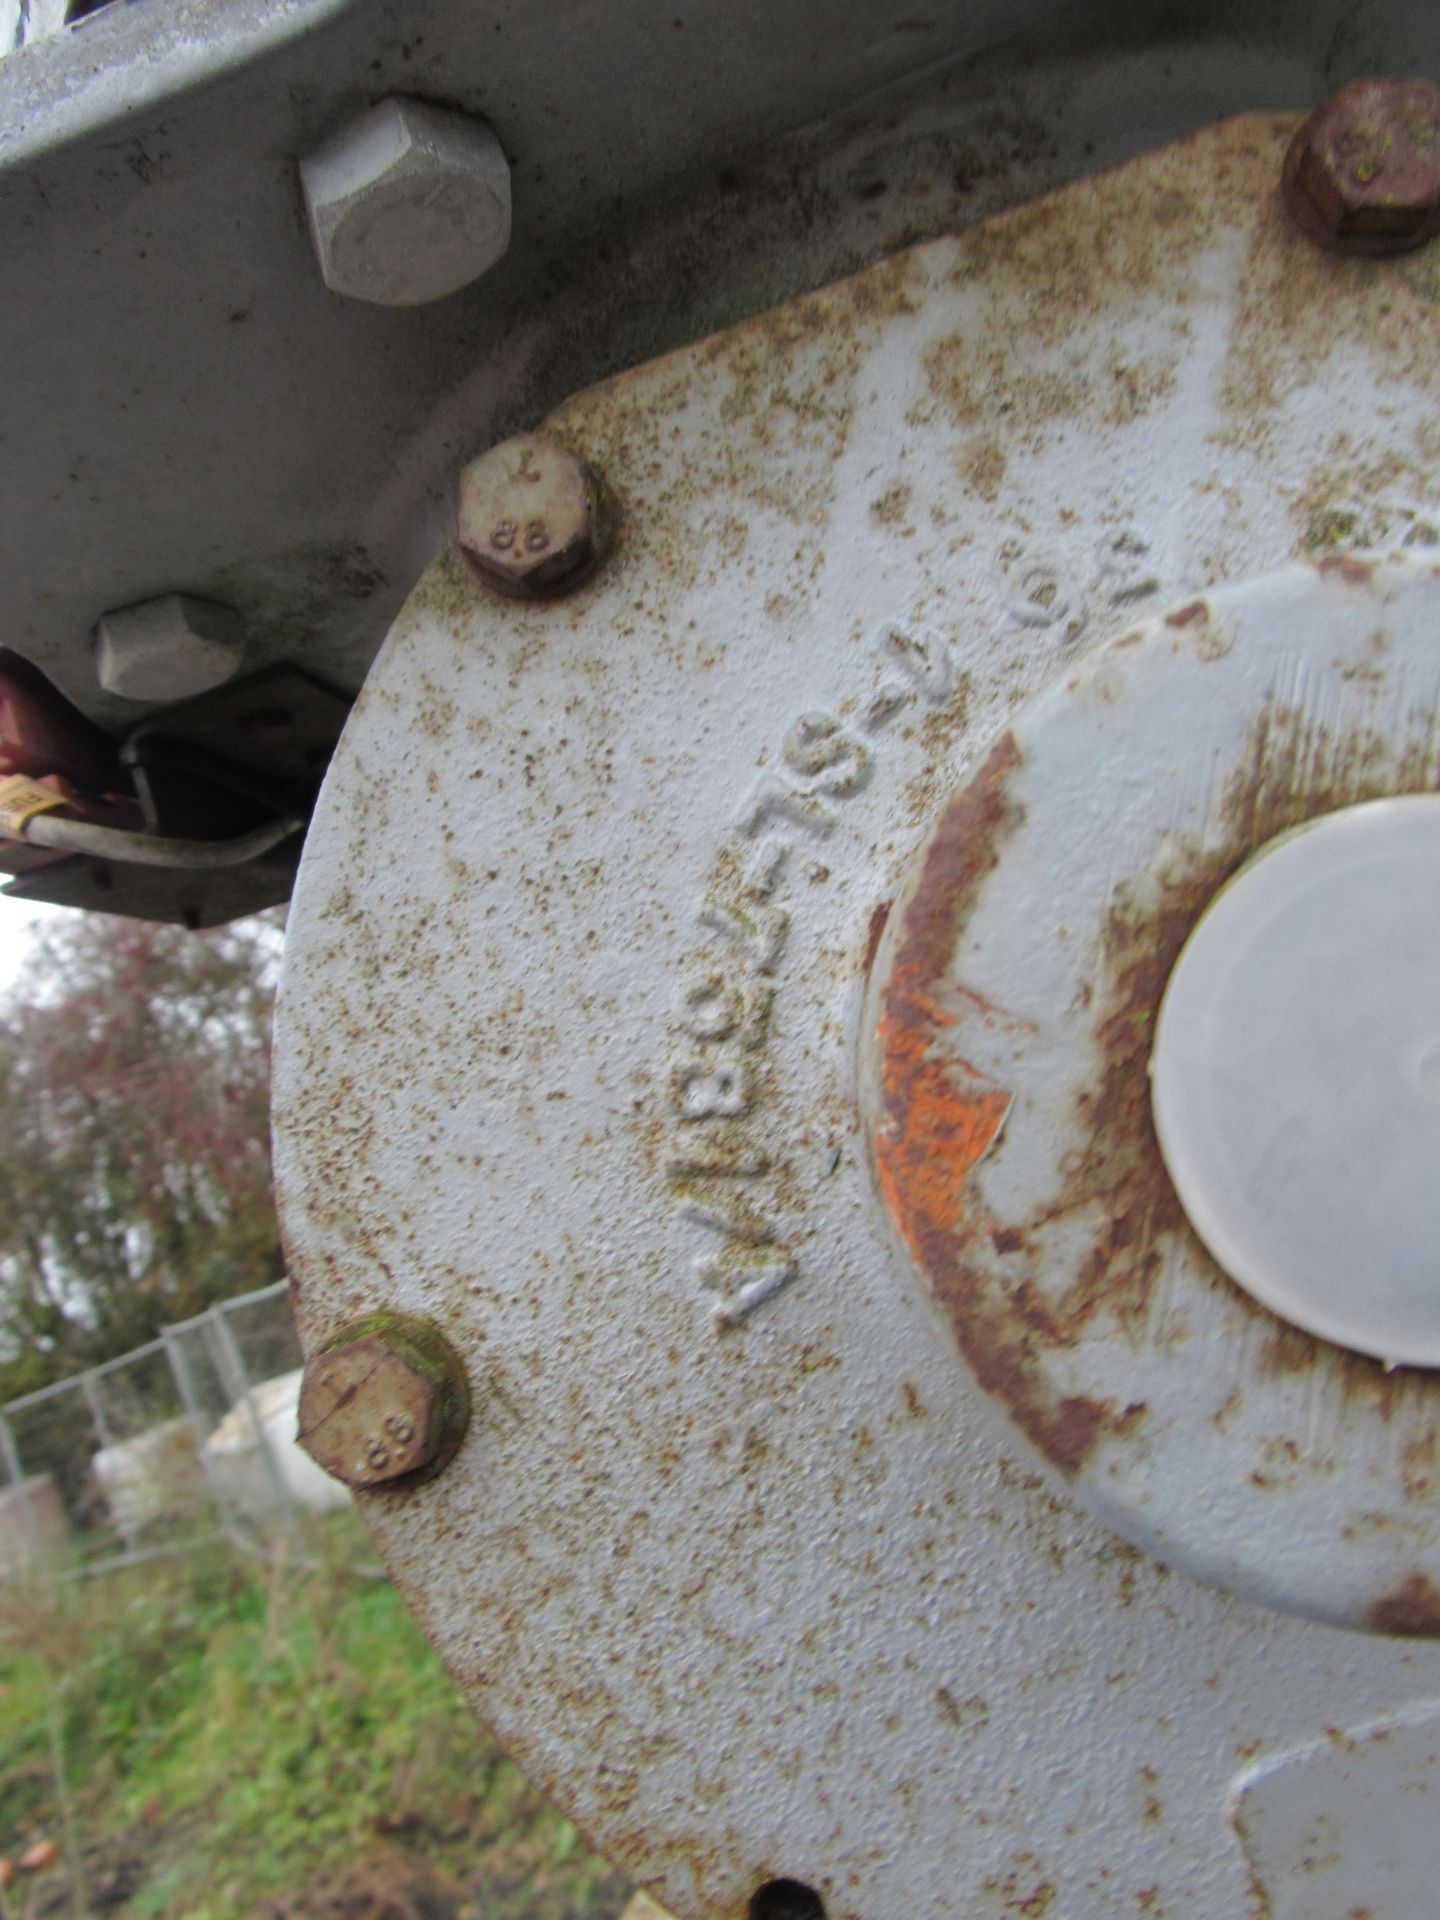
0 1528 627 1920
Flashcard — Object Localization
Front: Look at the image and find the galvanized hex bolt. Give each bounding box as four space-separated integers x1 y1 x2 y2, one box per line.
1283 78 1440 256
96 594 246 702
296 1311 471 1491
456 434 608 599
300 97 511 307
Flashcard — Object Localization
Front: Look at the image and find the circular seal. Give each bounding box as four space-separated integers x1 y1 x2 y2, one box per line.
1151 794 1440 1370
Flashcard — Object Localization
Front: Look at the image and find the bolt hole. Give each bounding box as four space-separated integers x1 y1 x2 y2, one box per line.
748 1881 825 1920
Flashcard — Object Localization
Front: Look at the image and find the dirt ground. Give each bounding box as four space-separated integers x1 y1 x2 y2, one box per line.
246 1852 643 1920
13 1819 633 1920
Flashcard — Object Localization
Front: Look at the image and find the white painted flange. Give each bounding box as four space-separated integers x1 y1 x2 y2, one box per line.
274 120 1440 1920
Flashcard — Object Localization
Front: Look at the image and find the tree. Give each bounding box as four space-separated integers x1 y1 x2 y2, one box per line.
0 912 282 1402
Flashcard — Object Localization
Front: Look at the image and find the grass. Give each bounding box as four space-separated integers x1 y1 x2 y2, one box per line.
0 1523 628 1920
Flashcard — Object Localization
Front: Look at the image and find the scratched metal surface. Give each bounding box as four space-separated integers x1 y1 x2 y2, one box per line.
275 117 1440 1918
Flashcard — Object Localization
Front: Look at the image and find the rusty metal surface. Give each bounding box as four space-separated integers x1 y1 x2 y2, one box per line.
276 118 1440 1919
296 1311 471 1490
1283 78 1440 256
863 556 1440 1633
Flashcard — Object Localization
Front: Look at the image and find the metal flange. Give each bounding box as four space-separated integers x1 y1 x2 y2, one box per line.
275 116 1440 1920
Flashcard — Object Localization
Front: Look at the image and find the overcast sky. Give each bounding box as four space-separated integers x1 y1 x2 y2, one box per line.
0 898 74 992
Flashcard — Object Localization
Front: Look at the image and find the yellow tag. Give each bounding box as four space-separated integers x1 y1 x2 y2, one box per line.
0 776 67 834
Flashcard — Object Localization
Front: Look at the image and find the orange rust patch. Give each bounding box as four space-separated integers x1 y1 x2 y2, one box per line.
873 733 1110 1472
873 734 1019 1252
1369 1573 1440 1637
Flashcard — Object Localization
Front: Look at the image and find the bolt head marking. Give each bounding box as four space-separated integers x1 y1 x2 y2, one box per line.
456 434 605 599
296 1320 468 1491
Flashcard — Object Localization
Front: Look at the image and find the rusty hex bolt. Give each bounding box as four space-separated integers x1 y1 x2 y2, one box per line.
1282 78 1440 256
296 1311 470 1491
456 433 608 599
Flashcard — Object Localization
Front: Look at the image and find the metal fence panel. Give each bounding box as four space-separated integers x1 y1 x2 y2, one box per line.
0 1279 363 1581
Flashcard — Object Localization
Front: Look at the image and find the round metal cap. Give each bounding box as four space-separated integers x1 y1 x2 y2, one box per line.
1151 794 1440 1369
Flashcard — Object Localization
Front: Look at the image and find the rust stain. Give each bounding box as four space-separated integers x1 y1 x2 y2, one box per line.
978 1856 1057 1918
917 138 1215 462
872 698 1440 1478
873 732 1020 1003
1256 1323 1322 1380
1222 115 1440 450
872 735 1018 1260
1165 599 1208 628
1369 1573 1440 1637
873 733 1108 1472
861 899 892 981
870 482 912 526
1401 1429 1439 1500
959 439 1007 501
1315 554 1376 587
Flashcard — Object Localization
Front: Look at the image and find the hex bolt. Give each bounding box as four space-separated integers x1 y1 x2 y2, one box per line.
300 97 511 307
296 1310 471 1491
96 594 245 702
1282 78 1440 256
456 433 609 599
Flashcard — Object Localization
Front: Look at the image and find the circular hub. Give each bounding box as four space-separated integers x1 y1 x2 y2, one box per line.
863 556 1440 1632
1151 795 1440 1370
